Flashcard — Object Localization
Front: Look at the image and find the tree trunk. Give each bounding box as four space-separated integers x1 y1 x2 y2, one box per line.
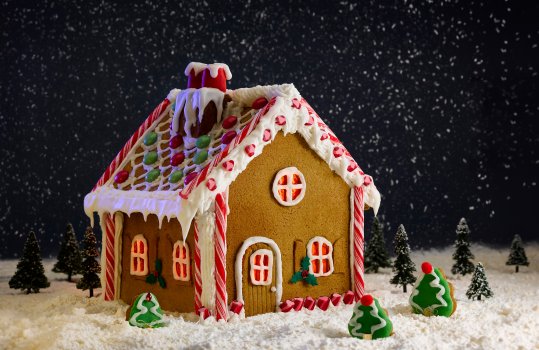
68 272 72 282
26 288 31 294
403 284 407 293
89 288 94 298
516 265 519 273
478 295 481 301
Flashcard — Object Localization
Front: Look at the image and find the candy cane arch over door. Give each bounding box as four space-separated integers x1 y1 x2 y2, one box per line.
214 190 229 320
351 186 365 301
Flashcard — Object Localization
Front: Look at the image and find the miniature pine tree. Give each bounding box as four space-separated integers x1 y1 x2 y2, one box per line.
466 263 493 300
506 234 529 273
390 225 416 293
9 231 50 294
52 223 83 282
364 217 392 273
451 218 475 276
77 226 101 297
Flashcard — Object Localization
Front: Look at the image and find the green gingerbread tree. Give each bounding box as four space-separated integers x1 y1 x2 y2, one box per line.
466 262 493 301
451 218 475 276
76 227 101 297
390 225 416 292
9 231 50 294
506 234 529 273
364 217 392 273
409 262 456 317
128 292 165 328
52 223 83 282
348 294 393 340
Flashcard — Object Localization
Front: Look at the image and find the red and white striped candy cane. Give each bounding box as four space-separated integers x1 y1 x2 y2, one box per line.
180 98 276 199
104 213 116 301
214 190 228 320
352 186 365 301
194 222 202 312
93 98 171 190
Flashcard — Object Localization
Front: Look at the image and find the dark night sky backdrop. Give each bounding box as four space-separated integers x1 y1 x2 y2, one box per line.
1 0 538 258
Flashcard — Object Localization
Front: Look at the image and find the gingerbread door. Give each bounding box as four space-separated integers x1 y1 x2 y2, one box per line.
238 241 281 316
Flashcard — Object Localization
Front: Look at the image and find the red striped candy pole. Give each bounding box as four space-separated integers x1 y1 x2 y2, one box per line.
353 186 365 301
93 98 171 190
214 190 228 320
104 213 116 301
194 222 202 312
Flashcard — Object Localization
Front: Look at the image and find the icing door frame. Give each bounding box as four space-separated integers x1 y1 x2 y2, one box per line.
235 236 283 313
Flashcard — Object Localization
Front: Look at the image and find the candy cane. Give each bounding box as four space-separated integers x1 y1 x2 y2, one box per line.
194 221 202 312
93 99 171 190
353 186 365 301
180 97 276 199
214 190 228 320
104 212 116 301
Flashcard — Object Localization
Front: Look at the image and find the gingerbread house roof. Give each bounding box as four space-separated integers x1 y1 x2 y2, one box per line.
84 83 381 238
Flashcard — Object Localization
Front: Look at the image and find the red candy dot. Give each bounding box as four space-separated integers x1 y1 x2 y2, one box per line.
421 262 433 274
252 97 268 109
333 147 344 158
221 130 237 145
222 160 234 171
114 170 129 184
222 115 238 129
275 115 286 126
206 178 216 191
360 294 374 306
171 152 185 166
245 144 255 157
169 135 183 149
363 175 372 186
263 129 272 142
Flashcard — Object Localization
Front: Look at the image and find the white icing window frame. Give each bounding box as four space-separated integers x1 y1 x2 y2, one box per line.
272 167 306 206
172 241 190 281
249 249 273 286
130 234 148 276
307 236 334 277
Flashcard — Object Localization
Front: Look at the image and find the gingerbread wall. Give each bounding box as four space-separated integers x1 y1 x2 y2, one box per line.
226 133 352 313
120 213 195 313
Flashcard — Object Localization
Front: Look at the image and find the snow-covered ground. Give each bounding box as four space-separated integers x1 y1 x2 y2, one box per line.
0 245 538 350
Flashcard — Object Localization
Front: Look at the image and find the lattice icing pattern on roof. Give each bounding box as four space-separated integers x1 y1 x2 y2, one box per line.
111 98 257 192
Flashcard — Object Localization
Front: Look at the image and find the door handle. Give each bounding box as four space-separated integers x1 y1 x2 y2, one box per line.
270 286 276 293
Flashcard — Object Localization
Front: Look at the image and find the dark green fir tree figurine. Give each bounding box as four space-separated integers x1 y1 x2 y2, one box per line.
52 223 83 282
506 234 529 273
364 217 392 273
390 224 416 292
451 218 475 276
77 226 101 297
9 231 50 294
466 263 493 300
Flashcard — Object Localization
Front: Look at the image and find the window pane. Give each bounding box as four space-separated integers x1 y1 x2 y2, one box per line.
312 242 319 256
264 269 269 281
312 259 320 273
278 175 287 185
292 189 301 200
322 243 329 255
133 242 138 253
292 174 301 184
263 255 269 266
278 189 287 201
175 262 181 277
140 241 144 254
134 257 138 271
182 264 187 277
182 246 187 259
254 269 261 281
323 259 329 273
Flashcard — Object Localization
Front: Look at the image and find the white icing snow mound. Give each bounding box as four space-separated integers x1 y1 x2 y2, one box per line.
0 245 538 350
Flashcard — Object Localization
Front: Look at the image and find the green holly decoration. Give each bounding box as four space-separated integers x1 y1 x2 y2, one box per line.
290 256 318 286
146 259 166 288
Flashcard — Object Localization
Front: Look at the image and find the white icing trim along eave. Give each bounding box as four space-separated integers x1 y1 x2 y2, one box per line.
235 236 283 311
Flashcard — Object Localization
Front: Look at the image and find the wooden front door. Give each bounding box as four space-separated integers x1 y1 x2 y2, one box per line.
242 243 277 316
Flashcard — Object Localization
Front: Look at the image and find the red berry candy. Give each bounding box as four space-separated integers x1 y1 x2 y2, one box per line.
222 115 238 129
171 152 185 166
301 270 309 278
252 97 268 109
422 261 433 274
153 271 158 277
145 293 152 301
360 294 374 306
114 170 129 184
221 130 237 145
169 135 183 149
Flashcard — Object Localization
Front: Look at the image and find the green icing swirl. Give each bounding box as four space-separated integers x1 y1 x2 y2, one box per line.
145 169 160 182
144 132 158 146
348 299 393 340
410 268 455 317
143 151 158 165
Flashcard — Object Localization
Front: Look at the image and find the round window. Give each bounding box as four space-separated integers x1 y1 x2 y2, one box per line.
272 167 306 206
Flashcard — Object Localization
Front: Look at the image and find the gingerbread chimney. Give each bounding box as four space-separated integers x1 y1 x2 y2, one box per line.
172 62 232 141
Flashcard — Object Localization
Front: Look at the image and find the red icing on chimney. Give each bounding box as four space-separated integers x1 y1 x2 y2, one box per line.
201 63 232 92
184 62 206 89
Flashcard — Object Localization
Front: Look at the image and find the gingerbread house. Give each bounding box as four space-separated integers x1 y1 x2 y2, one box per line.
84 62 381 320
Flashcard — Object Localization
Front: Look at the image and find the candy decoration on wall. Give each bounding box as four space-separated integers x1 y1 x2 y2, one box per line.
146 259 166 289
290 256 318 286
128 292 165 328
409 262 457 317
348 294 393 340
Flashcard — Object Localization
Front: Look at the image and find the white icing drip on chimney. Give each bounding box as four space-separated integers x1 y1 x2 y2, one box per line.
184 62 207 76
171 88 225 139
206 63 232 79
